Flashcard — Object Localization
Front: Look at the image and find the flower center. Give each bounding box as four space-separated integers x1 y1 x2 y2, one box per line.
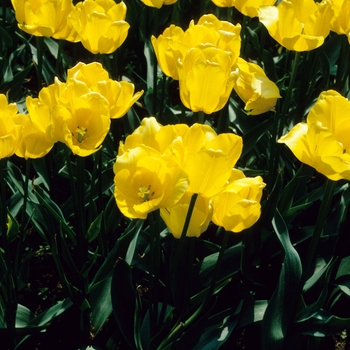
138 185 151 201
75 126 87 143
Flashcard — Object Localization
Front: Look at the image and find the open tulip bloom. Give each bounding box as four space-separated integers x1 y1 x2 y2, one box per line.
279 90 350 181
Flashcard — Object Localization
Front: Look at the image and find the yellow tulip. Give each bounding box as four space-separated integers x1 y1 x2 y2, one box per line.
212 169 266 232
160 193 212 238
151 25 185 80
167 123 243 198
69 0 129 54
50 91 111 157
11 0 79 41
17 93 58 159
66 62 143 119
177 44 238 114
258 0 334 51
140 0 177 9
193 14 241 65
0 95 22 159
278 90 350 181
151 14 241 80
113 145 189 219
119 117 189 156
211 0 276 18
14 114 55 159
330 0 350 43
234 57 281 115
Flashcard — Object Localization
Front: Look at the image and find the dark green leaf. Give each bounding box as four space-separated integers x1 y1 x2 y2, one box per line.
261 210 302 350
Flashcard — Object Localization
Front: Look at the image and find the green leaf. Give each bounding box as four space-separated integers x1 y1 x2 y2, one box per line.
15 304 35 327
236 300 268 329
295 309 350 337
6 210 19 243
90 276 113 336
33 184 76 244
335 275 350 298
194 302 243 349
261 209 302 350
86 212 103 243
27 298 73 327
89 220 144 288
241 118 273 157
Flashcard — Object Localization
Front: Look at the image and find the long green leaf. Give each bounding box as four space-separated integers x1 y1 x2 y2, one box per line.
261 209 302 350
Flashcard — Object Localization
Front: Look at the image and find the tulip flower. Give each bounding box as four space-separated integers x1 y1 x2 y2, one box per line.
16 94 58 159
330 0 350 43
211 0 276 18
14 114 55 159
66 62 143 119
119 117 188 156
212 169 266 232
167 123 243 198
177 44 238 114
69 0 129 54
50 92 111 157
0 95 22 159
11 0 79 41
233 57 281 115
151 25 185 80
113 145 189 219
278 90 350 181
140 0 177 9
258 0 334 51
160 193 212 238
151 14 241 80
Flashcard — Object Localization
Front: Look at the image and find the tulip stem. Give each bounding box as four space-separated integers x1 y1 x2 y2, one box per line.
149 210 161 336
203 227 230 306
269 51 300 190
278 50 300 138
156 194 198 343
14 159 31 282
336 35 350 94
64 148 86 272
241 16 249 58
301 179 336 286
160 229 230 349
55 40 63 79
0 159 17 347
35 36 43 91
152 8 159 116
197 111 204 124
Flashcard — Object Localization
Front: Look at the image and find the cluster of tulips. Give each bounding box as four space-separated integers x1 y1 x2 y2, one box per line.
0 62 143 158
152 13 281 115
6 0 350 233
113 117 266 237
11 0 129 54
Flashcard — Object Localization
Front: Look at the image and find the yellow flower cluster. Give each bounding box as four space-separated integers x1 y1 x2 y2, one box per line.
1 62 143 159
152 14 280 115
11 0 129 54
113 117 265 236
